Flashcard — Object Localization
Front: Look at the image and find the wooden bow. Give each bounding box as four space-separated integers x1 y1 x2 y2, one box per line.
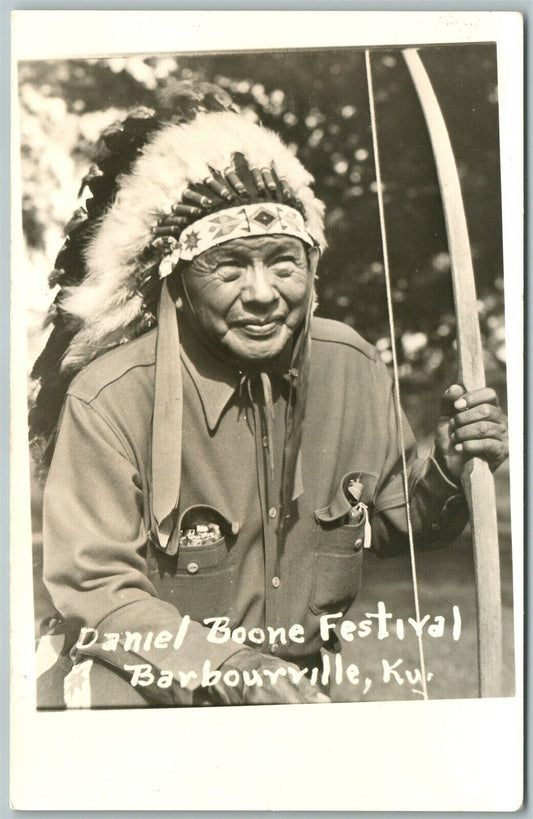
402 48 503 698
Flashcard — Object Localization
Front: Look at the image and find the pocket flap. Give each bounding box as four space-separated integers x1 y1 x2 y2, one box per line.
314 470 378 524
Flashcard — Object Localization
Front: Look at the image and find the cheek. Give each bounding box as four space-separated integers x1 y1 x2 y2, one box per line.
279 271 312 310
188 278 240 326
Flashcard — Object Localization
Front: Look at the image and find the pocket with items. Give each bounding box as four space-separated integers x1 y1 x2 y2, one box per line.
147 504 240 624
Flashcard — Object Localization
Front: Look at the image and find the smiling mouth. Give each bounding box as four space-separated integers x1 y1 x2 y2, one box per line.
237 320 280 337
232 318 284 338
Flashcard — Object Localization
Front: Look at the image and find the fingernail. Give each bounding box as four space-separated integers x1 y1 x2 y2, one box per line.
455 443 463 452
454 398 467 410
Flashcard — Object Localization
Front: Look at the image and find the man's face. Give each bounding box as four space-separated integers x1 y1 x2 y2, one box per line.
180 235 315 363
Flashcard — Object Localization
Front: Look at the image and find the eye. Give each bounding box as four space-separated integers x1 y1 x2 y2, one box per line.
216 261 245 282
270 255 300 277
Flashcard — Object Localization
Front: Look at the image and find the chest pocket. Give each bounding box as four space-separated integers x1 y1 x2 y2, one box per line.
147 504 240 625
310 471 377 616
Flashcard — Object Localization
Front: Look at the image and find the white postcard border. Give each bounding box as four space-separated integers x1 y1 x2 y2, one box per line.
10 10 523 811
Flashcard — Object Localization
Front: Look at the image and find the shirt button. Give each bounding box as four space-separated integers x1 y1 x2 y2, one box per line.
186 562 199 575
272 576 280 588
262 436 269 448
268 507 277 519
270 642 279 654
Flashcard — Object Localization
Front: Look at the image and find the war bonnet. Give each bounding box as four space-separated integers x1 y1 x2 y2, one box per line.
62 109 325 369
30 83 326 544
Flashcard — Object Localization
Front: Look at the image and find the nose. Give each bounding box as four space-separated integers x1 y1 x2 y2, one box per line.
241 262 278 308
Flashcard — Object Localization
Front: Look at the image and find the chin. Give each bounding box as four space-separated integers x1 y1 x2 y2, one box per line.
232 343 284 363
224 328 290 364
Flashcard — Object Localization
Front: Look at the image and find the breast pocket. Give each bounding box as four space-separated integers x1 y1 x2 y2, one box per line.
147 504 240 625
309 470 377 616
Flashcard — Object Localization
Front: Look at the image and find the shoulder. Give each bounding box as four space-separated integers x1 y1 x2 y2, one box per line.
310 317 377 362
67 329 157 404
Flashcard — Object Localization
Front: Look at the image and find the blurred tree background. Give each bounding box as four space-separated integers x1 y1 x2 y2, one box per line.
19 43 506 440
19 45 514 698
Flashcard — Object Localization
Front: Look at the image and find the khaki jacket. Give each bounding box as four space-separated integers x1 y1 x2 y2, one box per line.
44 316 467 704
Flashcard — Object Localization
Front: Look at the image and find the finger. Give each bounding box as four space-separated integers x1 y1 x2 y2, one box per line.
439 384 465 416
267 678 330 704
281 661 331 702
452 387 499 412
451 404 503 428
452 420 505 444
242 669 330 705
445 384 466 401
453 438 506 459
297 678 331 703
312 692 331 703
210 681 240 706
246 678 307 705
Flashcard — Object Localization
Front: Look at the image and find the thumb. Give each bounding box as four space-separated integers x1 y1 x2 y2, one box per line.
296 674 331 703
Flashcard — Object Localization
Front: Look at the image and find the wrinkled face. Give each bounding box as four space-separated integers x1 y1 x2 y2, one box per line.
180 235 316 363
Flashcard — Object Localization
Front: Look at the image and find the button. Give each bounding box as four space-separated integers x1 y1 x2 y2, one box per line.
262 436 269 448
272 576 280 588
231 521 240 535
354 538 363 549
268 507 277 519
186 562 199 574
270 642 279 654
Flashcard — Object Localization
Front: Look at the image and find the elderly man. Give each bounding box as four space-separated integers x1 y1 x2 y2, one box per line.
33 86 508 707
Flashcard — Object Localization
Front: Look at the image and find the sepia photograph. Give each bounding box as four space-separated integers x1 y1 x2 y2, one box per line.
10 10 523 811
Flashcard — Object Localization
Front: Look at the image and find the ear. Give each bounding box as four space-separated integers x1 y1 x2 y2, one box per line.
307 245 320 278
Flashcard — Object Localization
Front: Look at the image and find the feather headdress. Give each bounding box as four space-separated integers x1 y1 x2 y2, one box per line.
60 111 325 372
30 84 326 537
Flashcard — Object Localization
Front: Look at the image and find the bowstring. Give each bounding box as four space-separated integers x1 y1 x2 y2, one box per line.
365 50 428 700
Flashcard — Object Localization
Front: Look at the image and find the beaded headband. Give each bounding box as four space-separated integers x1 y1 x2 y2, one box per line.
155 204 315 277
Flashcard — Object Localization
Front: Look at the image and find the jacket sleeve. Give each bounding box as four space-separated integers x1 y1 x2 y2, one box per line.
43 395 243 705
369 366 469 558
